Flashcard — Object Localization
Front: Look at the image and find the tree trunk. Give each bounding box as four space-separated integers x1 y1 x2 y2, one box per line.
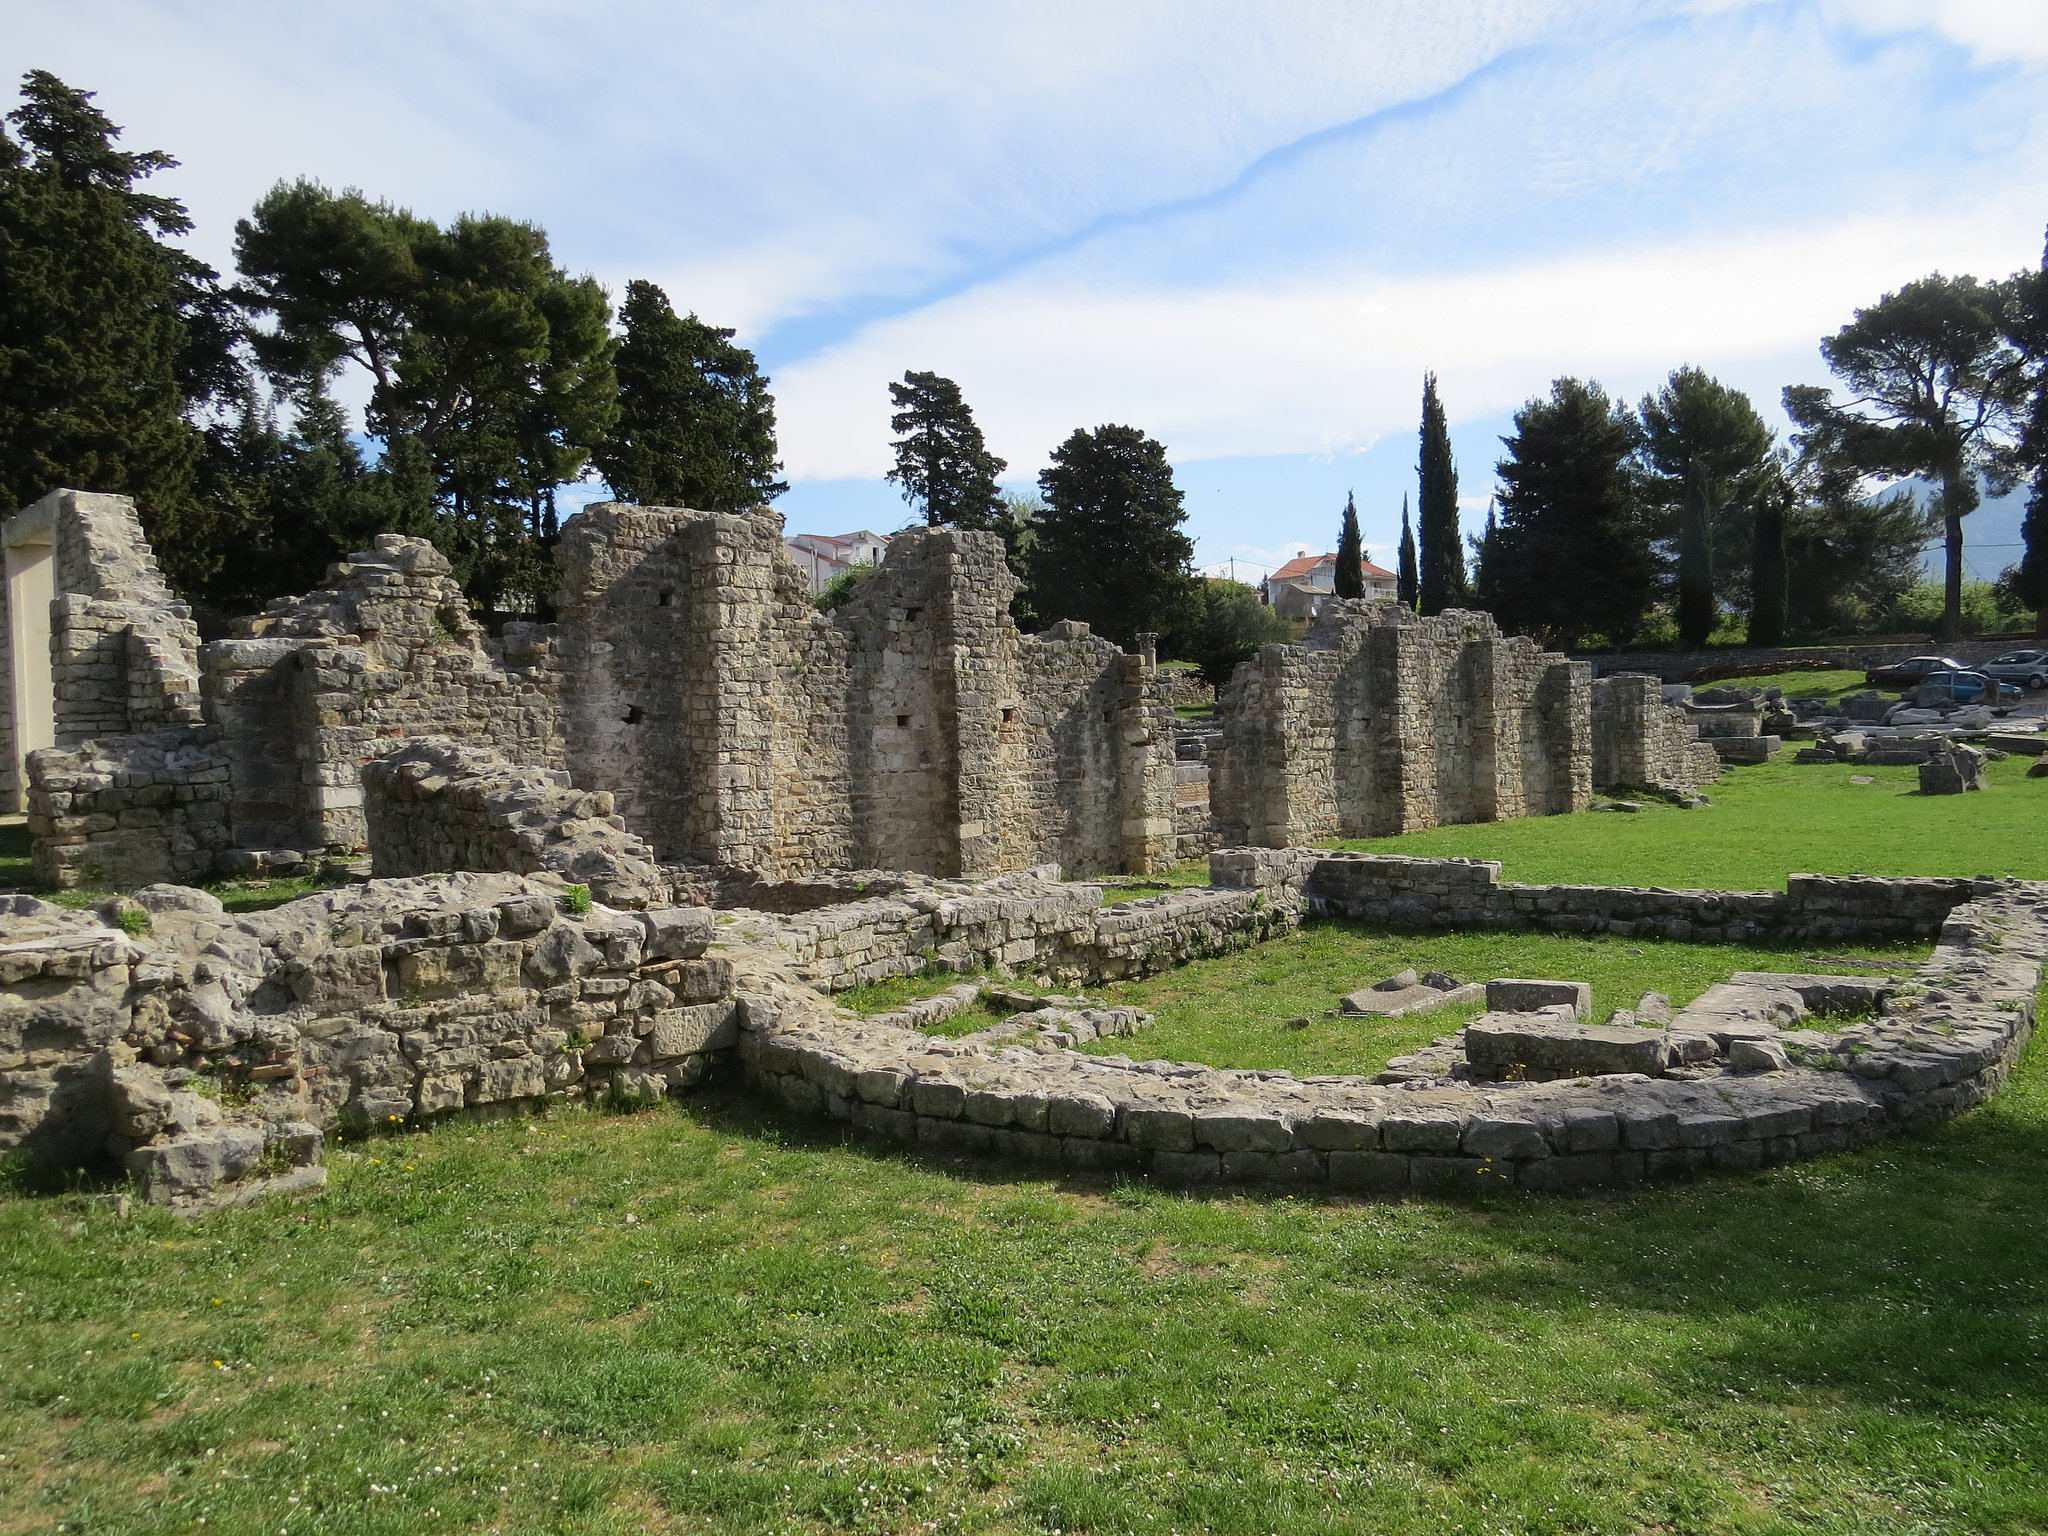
1748 490 1787 647
1676 475 1714 650
1942 477 1965 643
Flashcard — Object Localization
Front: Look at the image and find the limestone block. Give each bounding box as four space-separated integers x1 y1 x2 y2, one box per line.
1484 979 1591 1017
1464 1013 1670 1080
645 1002 738 1059
125 1125 265 1202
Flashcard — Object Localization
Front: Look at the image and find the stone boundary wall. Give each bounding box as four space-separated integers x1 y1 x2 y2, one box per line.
361 738 662 906
1582 637 2037 684
739 880 2045 1192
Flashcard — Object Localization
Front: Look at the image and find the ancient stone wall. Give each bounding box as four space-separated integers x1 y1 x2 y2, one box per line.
1212 603 1588 846
1590 675 1723 792
25 729 234 889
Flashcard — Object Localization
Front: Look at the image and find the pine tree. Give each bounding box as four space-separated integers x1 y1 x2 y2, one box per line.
1417 372 1467 613
1396 496 1418 610
1333 491 1364 599
0 70 205 524
886 370 1006 530
1487 377 1652 650
1029 424 1193 647
593 279 783 511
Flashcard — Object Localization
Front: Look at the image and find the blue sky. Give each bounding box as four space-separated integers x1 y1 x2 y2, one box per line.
14 0 2048 582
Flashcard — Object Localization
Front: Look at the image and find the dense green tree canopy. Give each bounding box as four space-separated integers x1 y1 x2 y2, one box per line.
1164 578 1291 687
1029 424 1193 648
0 70 205 528
1488 377 1651 649
237 183 617 613
885 370 1005 530
593 279 783 512
1786 273 2028 641
1638 367 1776 649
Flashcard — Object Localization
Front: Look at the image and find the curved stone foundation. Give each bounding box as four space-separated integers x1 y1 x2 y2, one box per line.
3 857 2039 1210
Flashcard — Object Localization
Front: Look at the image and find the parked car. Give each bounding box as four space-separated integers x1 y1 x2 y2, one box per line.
1905 670 2019 706
1980 649 2048 690
1865 655 1970 689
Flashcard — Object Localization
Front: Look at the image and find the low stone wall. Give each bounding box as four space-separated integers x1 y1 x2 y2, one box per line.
362 737 663 907
1295 852 1973 941
25 728 235 888
740 880 2044 1191
1582 637 2037 684
0 872 733 1209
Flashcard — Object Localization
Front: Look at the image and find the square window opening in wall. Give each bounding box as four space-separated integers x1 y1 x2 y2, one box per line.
1002 707 1018 724
903 607 923 622
624 705 644 724
657 590 674 607
1102 709 1113 722
896 714 911 728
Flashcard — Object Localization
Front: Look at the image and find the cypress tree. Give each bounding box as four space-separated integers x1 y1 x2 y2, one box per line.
1333 491 1364 599
1469 499 1499 607
1417 372 1467 612
886 370 1006 530
1396 496 1418 610
1029 424 1193 647
1639 367 1775 650
0 70 204 522
1748 482 1789 646
593 279 781 511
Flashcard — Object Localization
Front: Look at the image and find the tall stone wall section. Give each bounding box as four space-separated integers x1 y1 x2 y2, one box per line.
1212 603 1588 847
1590 675 1723 792
550 507 1175 881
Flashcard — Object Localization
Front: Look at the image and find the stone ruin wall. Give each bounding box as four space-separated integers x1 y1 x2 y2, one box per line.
1210 602 1592 847
10 492 1177 891
4 849 2036 1209
1590 675 1724 793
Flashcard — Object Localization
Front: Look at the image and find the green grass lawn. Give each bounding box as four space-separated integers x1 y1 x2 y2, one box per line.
1340 755 2048 889
4 1062 2044 1536
1086 925 1923 1078
1701 666 1883 698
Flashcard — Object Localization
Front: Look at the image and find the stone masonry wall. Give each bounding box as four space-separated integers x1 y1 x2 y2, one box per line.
1590 675 1723 792
24 729 235 890
1212 602 1588 847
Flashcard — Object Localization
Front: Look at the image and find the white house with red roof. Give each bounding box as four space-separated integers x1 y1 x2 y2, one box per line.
1263 549 1398 619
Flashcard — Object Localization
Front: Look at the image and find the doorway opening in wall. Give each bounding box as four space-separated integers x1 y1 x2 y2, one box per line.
4 507 56 814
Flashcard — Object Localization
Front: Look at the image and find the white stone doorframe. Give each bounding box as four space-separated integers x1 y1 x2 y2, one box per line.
3 498 58 813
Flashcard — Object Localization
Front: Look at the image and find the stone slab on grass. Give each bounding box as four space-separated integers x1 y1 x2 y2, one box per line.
1485 978 1592 1017
1464 1009 1672 1080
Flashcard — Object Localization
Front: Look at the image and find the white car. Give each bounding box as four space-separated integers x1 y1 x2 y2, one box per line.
1980 649 2048 690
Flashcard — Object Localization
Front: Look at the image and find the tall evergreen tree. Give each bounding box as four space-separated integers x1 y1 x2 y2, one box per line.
592 280 783 512
1028 424 1193 648
1785 274 2028 641
1396 496 1418 609
2004 230 2048 635
1488 377 1652 650
885 370 1006 530
1748 479 1789 646
0 71 207 529
1638 367 1776 650
1417 372 1467 612
1333 491 1364 599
